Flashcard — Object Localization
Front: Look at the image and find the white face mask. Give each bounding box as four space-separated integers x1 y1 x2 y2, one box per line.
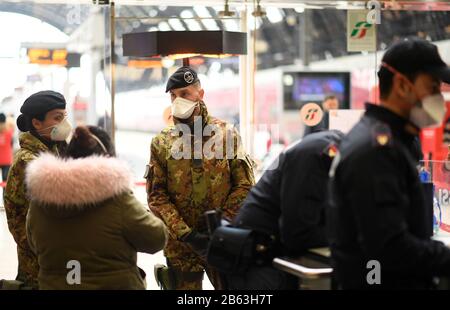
410 93 446 128
171 97 198 119
38 117 73 141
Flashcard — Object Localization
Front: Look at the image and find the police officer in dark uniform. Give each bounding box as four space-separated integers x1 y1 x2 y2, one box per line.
226 130 343 289
328 38 450 289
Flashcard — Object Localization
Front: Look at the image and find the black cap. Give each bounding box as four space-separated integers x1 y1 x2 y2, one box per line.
17 90 66 132
380 37 450 84
165 66 199 93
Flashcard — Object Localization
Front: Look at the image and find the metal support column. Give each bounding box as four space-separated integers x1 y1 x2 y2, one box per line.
239 6 256 157
299 9 312 68
239 8 248 154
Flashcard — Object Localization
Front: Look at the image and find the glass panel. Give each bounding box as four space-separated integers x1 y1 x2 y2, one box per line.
249 2 450 175
420 160 450 238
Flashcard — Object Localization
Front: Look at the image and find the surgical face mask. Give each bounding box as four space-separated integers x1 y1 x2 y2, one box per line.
409 93 446 128
38 117 73 141
171 97 198 120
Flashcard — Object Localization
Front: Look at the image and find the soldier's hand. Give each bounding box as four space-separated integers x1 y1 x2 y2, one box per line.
182 230 210 259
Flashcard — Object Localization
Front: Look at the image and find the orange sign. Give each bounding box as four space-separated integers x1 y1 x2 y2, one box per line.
27 48 80 67
128 59 162 68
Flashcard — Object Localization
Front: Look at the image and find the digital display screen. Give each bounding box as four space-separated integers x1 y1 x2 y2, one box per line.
283 72 350 110
27 49 81 67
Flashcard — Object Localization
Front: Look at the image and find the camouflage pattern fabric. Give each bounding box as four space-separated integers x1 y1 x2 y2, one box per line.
147 102 255 279
3 132 61 289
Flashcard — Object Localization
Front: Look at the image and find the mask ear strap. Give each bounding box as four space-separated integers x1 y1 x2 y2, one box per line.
381 62 402 76
382 62 417 100
382 62 415 85
90 134 108 154
36 116 69 134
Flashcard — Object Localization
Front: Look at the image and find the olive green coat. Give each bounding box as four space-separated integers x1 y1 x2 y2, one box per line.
25 154 168 289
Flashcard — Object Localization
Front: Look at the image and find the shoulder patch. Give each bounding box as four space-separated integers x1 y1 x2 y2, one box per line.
371 122 393 147
323 143 339 158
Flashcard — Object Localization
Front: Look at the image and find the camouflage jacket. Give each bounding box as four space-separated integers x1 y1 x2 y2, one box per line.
146 103 255 269
3 132 62 287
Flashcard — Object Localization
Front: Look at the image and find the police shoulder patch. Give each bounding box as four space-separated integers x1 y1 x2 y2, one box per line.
323 143 339 158
371 122 393 147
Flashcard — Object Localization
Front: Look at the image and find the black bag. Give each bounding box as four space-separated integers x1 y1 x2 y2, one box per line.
207 226 255 274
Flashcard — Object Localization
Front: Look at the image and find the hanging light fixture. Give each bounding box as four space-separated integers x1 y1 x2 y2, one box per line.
218 0 236 17
122 30 247 65
252 0 266 18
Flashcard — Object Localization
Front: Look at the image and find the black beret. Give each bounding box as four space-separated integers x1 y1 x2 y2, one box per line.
17 90 66 132
165 66 199 93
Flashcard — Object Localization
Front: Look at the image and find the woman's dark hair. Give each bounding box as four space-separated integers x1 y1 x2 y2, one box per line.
66 126 115 159
16 112 46 132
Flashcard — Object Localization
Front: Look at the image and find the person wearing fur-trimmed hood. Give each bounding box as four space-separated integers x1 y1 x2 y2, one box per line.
25 126 168 290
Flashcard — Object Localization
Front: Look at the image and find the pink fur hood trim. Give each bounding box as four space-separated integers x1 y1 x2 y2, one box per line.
25 153 133 207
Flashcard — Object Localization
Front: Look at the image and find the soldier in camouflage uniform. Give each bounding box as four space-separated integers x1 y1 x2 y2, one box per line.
4 91 69 289
147 67 255 290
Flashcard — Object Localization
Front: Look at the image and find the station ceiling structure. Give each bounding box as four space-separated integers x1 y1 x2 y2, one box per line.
0 0 449 92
